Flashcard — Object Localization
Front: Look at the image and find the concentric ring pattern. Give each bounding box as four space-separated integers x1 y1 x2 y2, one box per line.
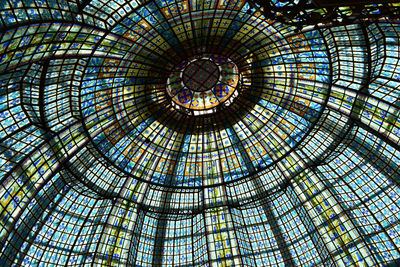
0 0 400 266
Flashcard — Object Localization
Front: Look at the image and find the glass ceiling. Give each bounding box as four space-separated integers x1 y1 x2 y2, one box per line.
0 0 399 266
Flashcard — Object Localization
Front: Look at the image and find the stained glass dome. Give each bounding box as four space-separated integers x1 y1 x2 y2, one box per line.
0 0 400 266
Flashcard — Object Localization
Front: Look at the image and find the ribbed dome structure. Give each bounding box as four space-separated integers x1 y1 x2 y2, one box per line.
0 0 400 266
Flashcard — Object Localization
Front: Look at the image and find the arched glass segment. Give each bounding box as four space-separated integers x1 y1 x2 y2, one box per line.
0 0 400 266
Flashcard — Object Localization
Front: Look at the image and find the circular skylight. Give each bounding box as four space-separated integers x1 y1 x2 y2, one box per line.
167 54 239 115
183 59 219 92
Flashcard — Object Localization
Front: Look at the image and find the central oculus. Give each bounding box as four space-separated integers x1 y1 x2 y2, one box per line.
166 54 240 116
183 59 220 92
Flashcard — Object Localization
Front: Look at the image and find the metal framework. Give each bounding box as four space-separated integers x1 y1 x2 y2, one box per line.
248 0 400 29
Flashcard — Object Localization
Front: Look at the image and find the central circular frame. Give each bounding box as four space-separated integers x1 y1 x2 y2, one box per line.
166 54 240 116
183 59 220 92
